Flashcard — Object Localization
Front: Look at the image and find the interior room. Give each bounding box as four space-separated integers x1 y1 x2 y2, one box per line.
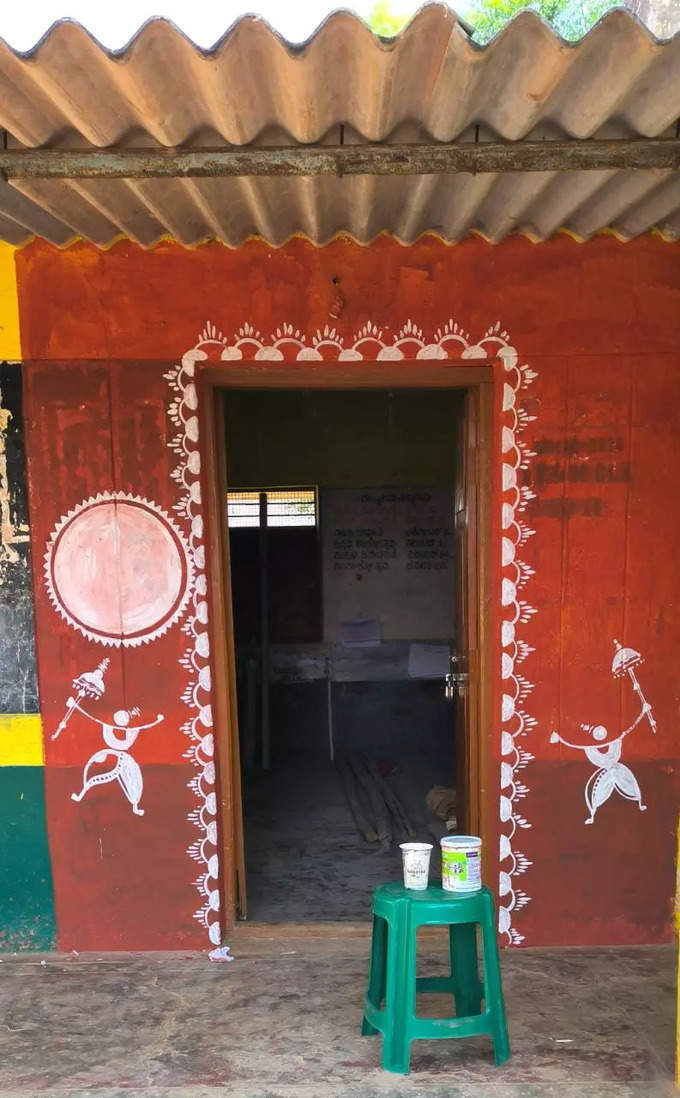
223 388 466 922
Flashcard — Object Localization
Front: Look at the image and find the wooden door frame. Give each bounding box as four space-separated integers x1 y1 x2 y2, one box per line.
200 358 495 934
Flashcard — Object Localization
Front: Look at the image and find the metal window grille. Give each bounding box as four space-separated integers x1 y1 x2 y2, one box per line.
226 491 260 527
227 488 317 528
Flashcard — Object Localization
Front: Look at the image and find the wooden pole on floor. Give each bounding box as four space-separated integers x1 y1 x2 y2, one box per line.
347 753 391 849
362 754 415 841
337 758 377 844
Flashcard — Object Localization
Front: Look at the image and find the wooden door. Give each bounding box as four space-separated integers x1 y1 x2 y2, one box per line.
451 389 482 835
207 391 247 921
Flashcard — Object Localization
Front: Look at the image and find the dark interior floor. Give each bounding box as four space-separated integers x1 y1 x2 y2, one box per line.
242 755 453 922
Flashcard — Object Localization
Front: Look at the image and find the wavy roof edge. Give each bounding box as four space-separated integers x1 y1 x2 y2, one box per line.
8 225 680 254
0 2 676 61
0 3 678 248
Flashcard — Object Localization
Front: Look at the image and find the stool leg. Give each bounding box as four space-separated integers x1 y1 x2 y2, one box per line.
362 914 387 1036
479 898 511 1066
381 902 414 1074
450 922 482 1017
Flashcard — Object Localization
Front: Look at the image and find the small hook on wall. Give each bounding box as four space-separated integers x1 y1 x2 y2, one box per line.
329 276 345 320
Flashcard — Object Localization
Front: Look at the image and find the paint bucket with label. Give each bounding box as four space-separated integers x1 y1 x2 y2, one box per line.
399 842 433 890
440 835 482 893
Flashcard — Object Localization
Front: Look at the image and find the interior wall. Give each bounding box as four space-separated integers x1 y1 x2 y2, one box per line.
224 389 462 488
225 388 461 639
225 389 460 766
12 233 680 950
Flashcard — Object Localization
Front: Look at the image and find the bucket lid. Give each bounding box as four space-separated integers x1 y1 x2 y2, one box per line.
440 835 481 848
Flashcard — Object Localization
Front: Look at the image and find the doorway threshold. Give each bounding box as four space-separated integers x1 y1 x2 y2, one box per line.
229 921 450 941
230 921 372 940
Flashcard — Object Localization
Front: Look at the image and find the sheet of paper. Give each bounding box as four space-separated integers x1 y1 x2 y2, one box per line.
407 643 450 679
339 618 381 647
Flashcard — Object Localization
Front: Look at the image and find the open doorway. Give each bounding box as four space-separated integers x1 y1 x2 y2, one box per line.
216 383 484 924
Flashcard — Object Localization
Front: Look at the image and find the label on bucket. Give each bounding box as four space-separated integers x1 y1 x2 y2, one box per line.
441 847 481 892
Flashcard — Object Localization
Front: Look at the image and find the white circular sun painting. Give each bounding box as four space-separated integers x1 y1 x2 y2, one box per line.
44 493 195 647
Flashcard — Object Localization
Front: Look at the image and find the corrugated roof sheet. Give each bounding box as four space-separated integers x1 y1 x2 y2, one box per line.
0 4 679 247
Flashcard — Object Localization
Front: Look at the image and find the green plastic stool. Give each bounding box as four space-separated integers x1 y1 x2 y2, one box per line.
361 882 510 1074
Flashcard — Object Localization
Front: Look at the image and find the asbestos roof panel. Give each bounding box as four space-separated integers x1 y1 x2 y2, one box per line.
0 4 678 247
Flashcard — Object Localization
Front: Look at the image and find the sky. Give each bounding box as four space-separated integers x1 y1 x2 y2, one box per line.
0 0 469 50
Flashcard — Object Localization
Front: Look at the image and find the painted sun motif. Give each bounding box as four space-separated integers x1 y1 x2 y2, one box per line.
44 492 195 647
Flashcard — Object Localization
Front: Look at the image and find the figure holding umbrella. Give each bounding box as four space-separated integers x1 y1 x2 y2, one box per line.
52 659 110 740
550 641 656 824
52 657 163 816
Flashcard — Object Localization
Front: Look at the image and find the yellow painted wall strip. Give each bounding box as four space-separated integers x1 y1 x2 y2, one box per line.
0 243 21 361
0 713 44 766
676 814 679 1089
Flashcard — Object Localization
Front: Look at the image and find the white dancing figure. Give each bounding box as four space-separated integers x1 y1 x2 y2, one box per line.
550 709 651 824
550 640 656 825
68 702 163 816
53 661 163 815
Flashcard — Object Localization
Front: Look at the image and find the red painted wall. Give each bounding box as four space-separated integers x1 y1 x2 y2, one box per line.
18 235 680 949
23 362 204 949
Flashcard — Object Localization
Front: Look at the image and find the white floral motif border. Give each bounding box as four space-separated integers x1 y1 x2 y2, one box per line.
170 319 537 947
166 352 222 947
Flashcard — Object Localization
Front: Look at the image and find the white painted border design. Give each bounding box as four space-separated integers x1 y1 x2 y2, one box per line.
497 347 537 945
170 320 537 947
166 354 222 947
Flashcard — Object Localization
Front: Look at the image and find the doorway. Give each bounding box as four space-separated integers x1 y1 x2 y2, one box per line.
205 363 493 928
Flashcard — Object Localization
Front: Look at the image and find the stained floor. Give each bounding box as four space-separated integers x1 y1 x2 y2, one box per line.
0 938 674 1097
242 758 452 921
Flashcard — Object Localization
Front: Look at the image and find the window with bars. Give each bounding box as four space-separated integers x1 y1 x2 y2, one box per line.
227 487 321 642
227 488 317 528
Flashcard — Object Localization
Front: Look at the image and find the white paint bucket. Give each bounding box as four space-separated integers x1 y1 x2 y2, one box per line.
440 835 482 893
399 842 433 891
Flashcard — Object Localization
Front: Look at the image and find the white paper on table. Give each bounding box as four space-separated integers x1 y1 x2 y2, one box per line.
407 643 450 679
339 619 381 647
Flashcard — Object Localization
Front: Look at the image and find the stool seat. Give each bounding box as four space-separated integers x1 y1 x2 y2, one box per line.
361 882 510 1074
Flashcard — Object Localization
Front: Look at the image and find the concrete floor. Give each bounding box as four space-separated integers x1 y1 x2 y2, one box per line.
0 937 675 1098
